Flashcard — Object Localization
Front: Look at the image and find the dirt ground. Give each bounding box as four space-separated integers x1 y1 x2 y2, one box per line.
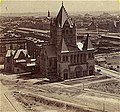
0 72 120 112
88 80 120 95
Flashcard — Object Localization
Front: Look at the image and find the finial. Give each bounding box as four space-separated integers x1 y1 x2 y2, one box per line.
62 1 63 6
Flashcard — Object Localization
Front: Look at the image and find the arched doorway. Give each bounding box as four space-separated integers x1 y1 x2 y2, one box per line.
89 66 94 75
75 66 83 78
63 69 68 80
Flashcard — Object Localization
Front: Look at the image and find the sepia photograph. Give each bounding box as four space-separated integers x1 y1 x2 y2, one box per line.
0 0 120 112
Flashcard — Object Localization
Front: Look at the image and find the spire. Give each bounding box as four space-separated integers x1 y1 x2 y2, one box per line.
56 2 73 28
56 2 70 28
61 38 69 53
62 1 63 6
82 34 94 51
48 10 50 18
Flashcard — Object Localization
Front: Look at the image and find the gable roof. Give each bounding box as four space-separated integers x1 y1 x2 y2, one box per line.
6 50 16 58
56 3 73 28
83 34 94 51
58 37 80 53
14 49 28 59
44 45 57 58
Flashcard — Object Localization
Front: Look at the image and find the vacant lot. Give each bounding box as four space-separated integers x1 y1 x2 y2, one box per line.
88 80 120 95
0 73 120 112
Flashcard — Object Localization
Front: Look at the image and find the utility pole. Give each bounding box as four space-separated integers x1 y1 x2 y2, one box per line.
103 103 105 112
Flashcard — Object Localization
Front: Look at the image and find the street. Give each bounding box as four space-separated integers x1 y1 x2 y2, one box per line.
0 80 25 112
95 65 120 79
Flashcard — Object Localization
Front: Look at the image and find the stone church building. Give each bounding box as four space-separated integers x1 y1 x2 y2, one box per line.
37 3 95 81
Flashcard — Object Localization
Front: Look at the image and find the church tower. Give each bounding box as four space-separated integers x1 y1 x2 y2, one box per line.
47 10 51 19
50 2 77 50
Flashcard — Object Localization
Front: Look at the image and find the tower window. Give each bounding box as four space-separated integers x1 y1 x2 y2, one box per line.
70 55 73 63
62 55 68 62
92 53 94 59
62 30 65 34
74 55 76 63
70 30 73 34
66 29 68 34
83 53 86 62
88 53 91 59
62 56 65 62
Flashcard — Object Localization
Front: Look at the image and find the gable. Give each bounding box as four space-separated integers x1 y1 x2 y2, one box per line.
14 49 28 59
18 51 26 59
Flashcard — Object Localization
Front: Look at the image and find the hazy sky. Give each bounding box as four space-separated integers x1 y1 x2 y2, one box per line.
0 0 120 14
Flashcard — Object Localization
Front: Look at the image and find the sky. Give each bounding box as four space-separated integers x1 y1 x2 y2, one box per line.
0 0 120 14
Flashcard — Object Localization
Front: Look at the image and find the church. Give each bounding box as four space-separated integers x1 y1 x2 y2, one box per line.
37 3 95 81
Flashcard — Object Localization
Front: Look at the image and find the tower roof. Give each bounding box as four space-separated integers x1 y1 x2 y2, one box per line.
56 3 73 28
61 38 69 53
83 34 94 51
48 10 50 18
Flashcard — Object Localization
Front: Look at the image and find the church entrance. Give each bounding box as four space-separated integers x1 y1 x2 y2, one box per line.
75 66 83 78
63 73 68 80
76 71 82 78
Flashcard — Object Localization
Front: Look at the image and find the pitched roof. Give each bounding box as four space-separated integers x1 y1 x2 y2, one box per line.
82 34 94 51
56 3 73 28
58 37 80 53
6 50 16 58
44 45 57 58
67 45 80 51
61 38 69 53
14 49 28 59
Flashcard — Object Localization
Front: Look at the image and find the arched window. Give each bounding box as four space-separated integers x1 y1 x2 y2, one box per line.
74 55 76 63
77 54 79 63
70 55 73 63
70 29 73 34
62 55 68 62
66 29 68 34
83 53 86 62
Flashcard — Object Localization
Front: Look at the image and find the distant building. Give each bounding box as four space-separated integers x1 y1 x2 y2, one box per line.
37 3 95 81
0 31 26 64
4 49 35 73
87 21 96 30
26 36 47 58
